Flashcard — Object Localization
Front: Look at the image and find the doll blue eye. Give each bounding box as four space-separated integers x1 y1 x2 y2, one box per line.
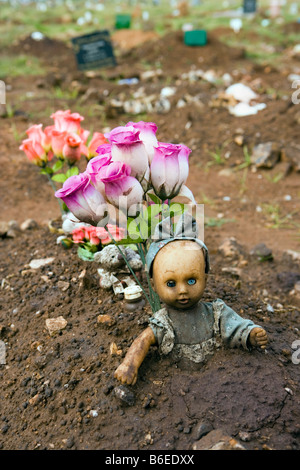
167 280 176 288
187 278 196 285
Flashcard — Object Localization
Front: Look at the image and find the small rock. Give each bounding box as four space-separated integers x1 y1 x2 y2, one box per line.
250 243 273 261
218 237 245 259
57 280 70 292
0 221 10 237
29 257 55 269
65 436 75 449
192 429 246 450
45 316 67 336
221 267 242 278
20 219 37 231
114 385 135 406
194 422 213 441
97 314 116 327
110 342 122 356
251 142 280 169
238 431 251 442
281 145 300 172
283 249 300 264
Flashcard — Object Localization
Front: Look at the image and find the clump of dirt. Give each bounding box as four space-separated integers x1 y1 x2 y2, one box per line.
0 224 299 451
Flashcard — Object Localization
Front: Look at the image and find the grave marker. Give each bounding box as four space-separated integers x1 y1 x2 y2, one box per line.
115 14 131 29
243 0 257 14
71 30 116 71
184 30 207 46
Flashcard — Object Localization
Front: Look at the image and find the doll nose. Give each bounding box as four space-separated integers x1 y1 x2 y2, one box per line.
178 283 188 295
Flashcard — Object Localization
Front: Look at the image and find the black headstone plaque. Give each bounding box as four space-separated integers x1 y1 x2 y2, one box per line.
243 0 257 13
71 30 116 71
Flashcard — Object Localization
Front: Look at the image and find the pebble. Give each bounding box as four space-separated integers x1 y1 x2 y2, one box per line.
29 258 55 269
250 142 281 169
194 421 213 441
57 281 70 292
250 243 273 261
45 317 67 336
114 385 135 406
218 237 245 258
97 314 116 327
20 219 37 231
192 429 246 450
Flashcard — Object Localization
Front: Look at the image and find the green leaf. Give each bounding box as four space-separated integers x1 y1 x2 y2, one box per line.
77 246 95 262
66 167 79 178
146 192 162 204
52 160 64 173
52 173 68 183
40 167 53 175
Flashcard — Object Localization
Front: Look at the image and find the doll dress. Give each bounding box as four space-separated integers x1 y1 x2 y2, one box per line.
149 299 260 363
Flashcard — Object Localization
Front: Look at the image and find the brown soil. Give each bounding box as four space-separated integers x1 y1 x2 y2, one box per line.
0 28 299 451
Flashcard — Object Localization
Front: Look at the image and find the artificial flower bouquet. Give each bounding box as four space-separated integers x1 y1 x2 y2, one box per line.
20 113 196 312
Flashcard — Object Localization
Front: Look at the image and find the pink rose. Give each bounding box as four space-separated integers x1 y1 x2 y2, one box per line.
19 138 49 166
51 129 68 158
99 161 144 212
96 143 111 156
55 172 108 225
150 142 191 200
72 227 86 243
105 125 149 182
86 153 112 195
126 121 158 163
100 224 125 244
62 133 87 163
87 132 108 159
51 109 84 134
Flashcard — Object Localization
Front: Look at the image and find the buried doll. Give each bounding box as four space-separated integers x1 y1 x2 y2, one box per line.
114 215 268 385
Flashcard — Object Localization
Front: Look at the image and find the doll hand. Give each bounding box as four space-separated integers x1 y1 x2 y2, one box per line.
114 361 138 386
249 327 268 349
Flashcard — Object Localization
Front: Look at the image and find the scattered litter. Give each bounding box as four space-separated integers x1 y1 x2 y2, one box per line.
225 83 258 104
229 102 266 117
230 18 243 33
118 78 139 85
31 32 44 41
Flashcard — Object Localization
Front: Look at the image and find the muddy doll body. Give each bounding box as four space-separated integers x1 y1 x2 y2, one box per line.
115 239 268 385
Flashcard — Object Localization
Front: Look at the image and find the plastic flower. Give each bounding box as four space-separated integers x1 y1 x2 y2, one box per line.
150 142 192 200
50 129 68 158
86 153 112 195
86 132 108 159
126 121 158 163
19 138 50 166
62 133 87 164
105 125 149 182
55 172 108 225
99 161 144 212
25 124 52 153
51 109 84 134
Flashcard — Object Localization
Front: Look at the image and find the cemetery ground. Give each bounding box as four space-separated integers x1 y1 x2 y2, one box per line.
0 5 300 451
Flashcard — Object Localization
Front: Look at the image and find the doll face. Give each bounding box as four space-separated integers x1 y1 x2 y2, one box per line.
152 240 206 310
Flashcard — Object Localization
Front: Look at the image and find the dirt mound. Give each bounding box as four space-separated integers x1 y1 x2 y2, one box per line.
0 224 299 450
6 35 77 72
122 30 246 73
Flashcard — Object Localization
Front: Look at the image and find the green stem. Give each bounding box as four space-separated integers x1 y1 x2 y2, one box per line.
104 225 156 311
46 173 64 215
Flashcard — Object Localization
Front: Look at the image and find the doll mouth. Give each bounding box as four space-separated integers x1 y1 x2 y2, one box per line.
177 298 190 305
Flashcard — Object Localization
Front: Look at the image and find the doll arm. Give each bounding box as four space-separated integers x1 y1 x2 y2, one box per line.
114 327 157 385
248 327 268 349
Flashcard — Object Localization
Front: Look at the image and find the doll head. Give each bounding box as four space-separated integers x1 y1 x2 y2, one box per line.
151 239 207 310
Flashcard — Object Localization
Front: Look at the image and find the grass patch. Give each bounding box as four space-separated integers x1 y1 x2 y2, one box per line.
0 54 45 79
